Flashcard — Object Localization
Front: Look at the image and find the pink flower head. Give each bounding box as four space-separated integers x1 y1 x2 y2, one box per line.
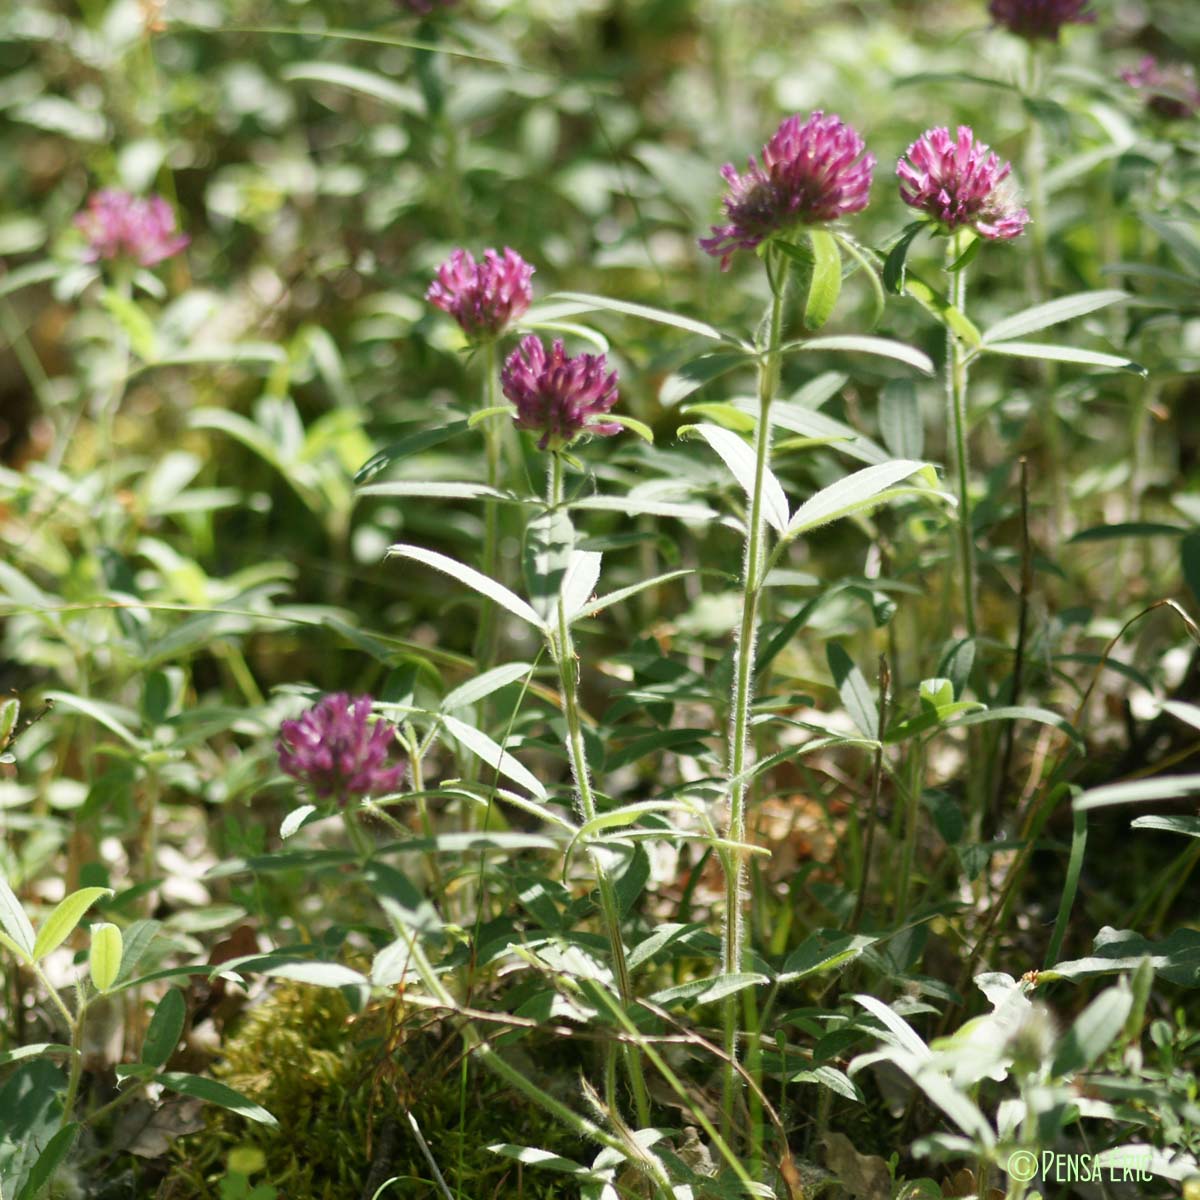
700 111 875 270
500 335 620 451
426 247 534 340
988 0 1093 40
897 126 1030 241
277 693 405 804
74 189 190 268
1121 57 1200 120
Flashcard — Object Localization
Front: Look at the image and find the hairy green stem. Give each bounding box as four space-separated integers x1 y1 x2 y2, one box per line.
945 231 976 639
547 453 651 1128
721 272 786 1138
473 340 502 682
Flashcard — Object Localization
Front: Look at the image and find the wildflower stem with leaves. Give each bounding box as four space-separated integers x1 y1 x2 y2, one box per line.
545 450 652 1128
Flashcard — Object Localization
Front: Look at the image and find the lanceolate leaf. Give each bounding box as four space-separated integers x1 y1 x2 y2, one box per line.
0 873 35 959
156 1073 278 1127
441 713 548 800
538 292 726 342
883 221 926 294
982 289 1128 344
387 544 544 630
827 643 879 739
804 229 842 330
1074 773 1200 812
442 663 534 711
786 460 935 538
692 423 789 534
981 341 1146 374
32 887 113 961
791 335 934 375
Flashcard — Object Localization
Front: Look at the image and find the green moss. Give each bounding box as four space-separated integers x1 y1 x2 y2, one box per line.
167 983 583 1199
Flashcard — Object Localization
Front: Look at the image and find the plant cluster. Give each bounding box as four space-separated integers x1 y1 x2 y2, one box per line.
1 0 1198 1198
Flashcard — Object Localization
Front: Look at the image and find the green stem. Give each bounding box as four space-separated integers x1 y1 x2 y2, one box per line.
945 231 977 640
721 270 786 1138
547 453 650 1128
473 340 502 682
1023 42 1067 538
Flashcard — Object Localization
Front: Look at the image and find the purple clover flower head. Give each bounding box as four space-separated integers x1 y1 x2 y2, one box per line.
277 693 405 805
700 111 875 270
426 248 535 341
500 335 620 452
1121 57 1200 120
74 189 190 268
897 126 1030 241
987 0 1093 40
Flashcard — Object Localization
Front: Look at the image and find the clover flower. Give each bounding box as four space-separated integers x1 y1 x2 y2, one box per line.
500 335 620 451
1121 56 1200 120
426 248 535 341
277 694 405 804
987 0 1093 40
700 111 875 270
74 189 190 268
897 126 1030 241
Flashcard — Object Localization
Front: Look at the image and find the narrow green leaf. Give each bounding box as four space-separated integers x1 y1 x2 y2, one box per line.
1130 815 1200 838
827 643 879 739
572 568 693 623
43 692 141 748
571 495 717 522
524 509 575 624
0 872 35 959
441 713 548 800
89 923 123 993
280 62 422 111
560 550 603 620
386 544 544 630
982 341 1146 374
1075 774 1200 812
32 887 112 961
607 414 654 443
359 481 521 503
652 972 770 1006
794 335 934 375
904 275 982 346
883 222 926 294
280 805 317 839
156 1073 278 1126
542 291 726 342
18 1124 79 1200
982 290 1128 344
786 459 933 538
692 423 789 534
804 229 842 331
442 663 533 711
142 988 187 1067
1051 984 1133 1077
878 379 924 460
